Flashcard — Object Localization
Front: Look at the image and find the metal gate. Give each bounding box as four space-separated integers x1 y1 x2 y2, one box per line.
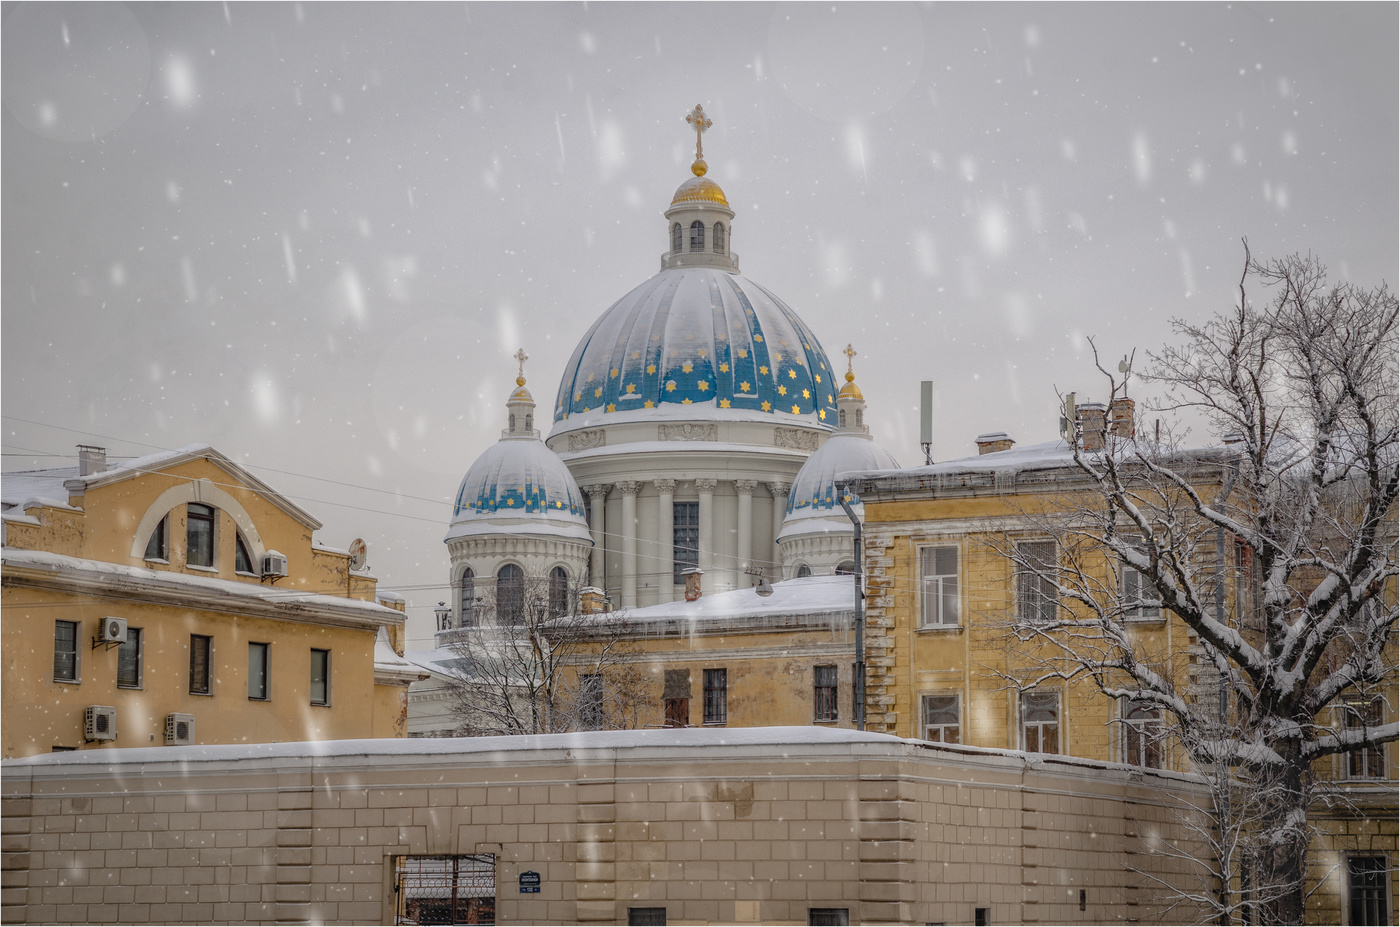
393 854 496 925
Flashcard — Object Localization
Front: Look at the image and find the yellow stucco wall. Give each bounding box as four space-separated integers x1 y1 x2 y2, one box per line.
2 451 405 758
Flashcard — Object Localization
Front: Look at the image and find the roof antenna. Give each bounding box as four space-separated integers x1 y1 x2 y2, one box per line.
919 380 933 466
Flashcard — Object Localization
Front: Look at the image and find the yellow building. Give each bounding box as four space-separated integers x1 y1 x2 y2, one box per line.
1 443 420 758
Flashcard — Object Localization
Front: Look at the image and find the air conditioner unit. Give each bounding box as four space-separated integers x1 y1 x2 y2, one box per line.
98 616 128 644
165 713 196 745
84 705 117 742
262 550 288 578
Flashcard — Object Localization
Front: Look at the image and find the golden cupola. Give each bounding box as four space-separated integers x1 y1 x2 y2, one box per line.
661 104 738 273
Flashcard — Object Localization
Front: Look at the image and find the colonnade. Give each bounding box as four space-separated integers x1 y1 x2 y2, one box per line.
579 479 791 607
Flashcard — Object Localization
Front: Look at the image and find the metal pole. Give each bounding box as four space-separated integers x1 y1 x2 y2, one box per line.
836 481 865 732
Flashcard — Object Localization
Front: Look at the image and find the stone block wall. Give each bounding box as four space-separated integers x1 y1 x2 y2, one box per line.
3 729 1215 925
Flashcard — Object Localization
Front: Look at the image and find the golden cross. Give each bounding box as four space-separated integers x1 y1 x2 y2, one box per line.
514 348 529 381
843 343 857 376
685 104 712 161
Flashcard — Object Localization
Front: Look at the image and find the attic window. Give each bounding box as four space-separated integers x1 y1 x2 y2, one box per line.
144 516 168 561
187 504 215 568
235 535 254 574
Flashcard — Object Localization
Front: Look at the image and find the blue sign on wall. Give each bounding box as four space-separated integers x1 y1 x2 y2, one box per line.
519 870 541 894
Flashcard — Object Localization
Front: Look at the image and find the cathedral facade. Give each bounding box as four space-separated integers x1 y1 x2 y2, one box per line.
442 107 897 622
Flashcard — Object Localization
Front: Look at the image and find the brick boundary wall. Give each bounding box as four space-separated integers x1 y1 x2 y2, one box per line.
2 728 1213 925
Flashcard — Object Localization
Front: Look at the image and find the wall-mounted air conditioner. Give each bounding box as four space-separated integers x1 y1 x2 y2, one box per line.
84 705 117 742
98 616 128 644
262 550 288 578
165 713 196 745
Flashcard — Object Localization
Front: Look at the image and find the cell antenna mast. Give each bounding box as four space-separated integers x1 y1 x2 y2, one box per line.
919 381 933 466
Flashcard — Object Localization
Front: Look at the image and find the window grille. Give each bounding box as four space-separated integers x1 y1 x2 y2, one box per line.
1016 540 1058 623
703 668 727 724
393 854 495 925
1348 857 1389 926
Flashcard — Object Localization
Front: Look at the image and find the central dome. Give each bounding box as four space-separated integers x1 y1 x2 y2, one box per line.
551 267 839 430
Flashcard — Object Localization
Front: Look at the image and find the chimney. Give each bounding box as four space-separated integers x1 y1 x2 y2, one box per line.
77 445 106 476
975 432 1016 455
580 586 607 615
1077 403 1108 452
683 567 703 602
1109 398 1136 439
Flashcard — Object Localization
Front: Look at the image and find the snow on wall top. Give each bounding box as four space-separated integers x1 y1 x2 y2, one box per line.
608 574 854 623
550 268 839 433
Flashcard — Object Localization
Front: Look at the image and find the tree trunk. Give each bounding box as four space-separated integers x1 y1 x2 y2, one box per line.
1259 746 1308 926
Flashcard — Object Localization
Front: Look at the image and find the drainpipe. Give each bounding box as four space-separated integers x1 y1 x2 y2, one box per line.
1212 454 1239 927
836 480 866 732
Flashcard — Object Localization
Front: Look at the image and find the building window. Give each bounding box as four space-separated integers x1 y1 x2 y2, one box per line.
1123 702 1163 768
579 673 604 730
116 628 143 689
1348 857 1389 926
835 560 856 575
814 665 838 722
190 634 212 695
496 564 524 626
689 220 704 252
187 503 216 568
1121 564 1161 620
671 223 682 253
53 620 79 682
1016 540 1058 623
310 649 330 706
549 566 569 618
1344 699 1387 779
712 222 725 253
703 668 727 724
838 409 847 427
1021 690 1060 753
629 907 667 926
809 909 850 926
922 694 960 743
920 546 960 627
459 567 475 627
144 516 168 560
673 501 699 584
248 642 269 700
235 535 254 574
795 563 812 578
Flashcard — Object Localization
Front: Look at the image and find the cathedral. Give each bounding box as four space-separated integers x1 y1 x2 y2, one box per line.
441 106 898 624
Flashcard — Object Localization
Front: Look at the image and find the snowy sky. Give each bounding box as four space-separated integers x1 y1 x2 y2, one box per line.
4 2 1396 648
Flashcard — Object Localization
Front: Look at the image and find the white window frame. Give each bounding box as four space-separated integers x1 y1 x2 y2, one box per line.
1020 689 1061 754
1122 700 1164 768
1339 699 1387 780
186 502 218 570
919 544 961 628
921 693 961 744
1121 562 1162 621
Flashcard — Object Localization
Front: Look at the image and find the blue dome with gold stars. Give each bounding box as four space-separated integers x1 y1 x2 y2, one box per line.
551 267 840 430
446 375 592 544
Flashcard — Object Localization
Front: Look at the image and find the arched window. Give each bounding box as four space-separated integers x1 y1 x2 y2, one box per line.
525 413 533 432
549 566 569 618
509 413 516 432
459 567 476 627
839 409 847 428
713 222 726 254
796 564 812 579
856 409 863 427
689 220 705 252
671 223 682 253
235 535 254 574
836 560 856 575
496 564 524 626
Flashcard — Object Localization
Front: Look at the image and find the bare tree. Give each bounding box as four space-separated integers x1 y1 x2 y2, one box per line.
998 248 1397 925
441 572 646 736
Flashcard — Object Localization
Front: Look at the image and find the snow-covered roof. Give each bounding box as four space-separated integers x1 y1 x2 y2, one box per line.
608 574 854 625
549 268 839 435
1 443 322 529
2 547 403 630
374 627 429 684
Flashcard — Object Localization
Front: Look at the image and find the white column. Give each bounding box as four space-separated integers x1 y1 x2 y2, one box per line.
617 481 641 608
584 484 610 591
696 479 717 596
735 480 756 585
655 479 676 603
768 481 790 574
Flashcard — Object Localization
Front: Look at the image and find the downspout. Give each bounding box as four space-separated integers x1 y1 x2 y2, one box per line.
836 480 866 732
1213 455 1240 927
